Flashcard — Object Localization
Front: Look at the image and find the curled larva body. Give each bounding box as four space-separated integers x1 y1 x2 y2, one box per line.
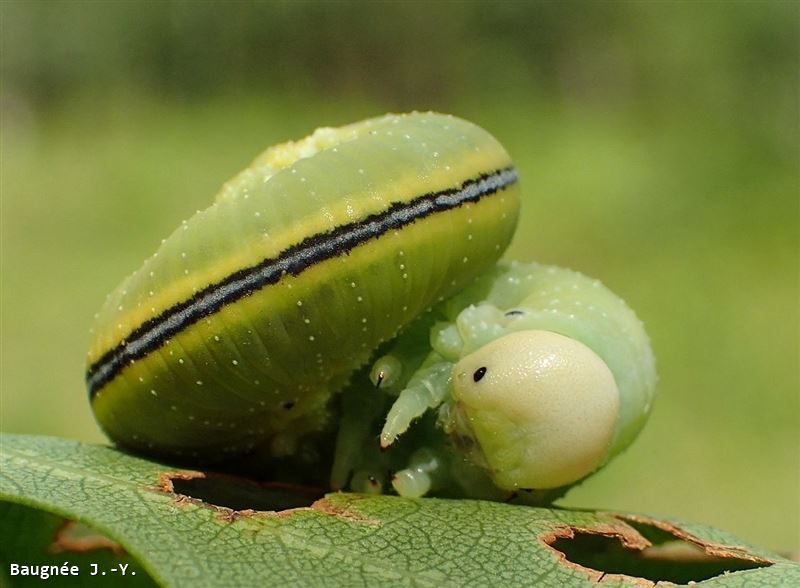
335 262 656 501
86 112 521 462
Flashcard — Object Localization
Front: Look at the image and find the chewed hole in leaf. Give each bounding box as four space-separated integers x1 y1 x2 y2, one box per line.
162 471 325 512
547 518 772 585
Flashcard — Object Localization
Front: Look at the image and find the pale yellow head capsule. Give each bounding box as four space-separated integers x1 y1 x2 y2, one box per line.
452 329 620 490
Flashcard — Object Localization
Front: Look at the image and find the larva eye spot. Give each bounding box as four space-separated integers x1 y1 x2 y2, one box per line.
451 330 620 491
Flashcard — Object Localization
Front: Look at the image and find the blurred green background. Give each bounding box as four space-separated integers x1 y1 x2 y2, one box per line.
2 1 797 553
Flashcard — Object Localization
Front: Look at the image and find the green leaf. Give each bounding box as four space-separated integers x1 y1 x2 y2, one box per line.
1 434 796 587
0 502 157 587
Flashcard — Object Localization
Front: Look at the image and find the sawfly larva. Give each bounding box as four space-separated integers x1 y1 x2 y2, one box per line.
87 112 655 501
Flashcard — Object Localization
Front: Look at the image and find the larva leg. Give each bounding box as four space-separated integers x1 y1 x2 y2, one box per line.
350 469 385 495
380 358 453 448
369 354 405 392
329 370 388 491
391 447 445 498
369 312 439 392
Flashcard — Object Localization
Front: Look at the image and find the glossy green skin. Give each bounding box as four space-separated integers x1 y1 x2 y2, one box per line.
332 262 657 500
87 113 520 464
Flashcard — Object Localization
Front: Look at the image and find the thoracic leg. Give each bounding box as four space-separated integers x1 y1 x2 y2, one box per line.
380 356 453 448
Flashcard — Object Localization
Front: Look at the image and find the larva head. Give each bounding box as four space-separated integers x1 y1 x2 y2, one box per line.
451 329 620 491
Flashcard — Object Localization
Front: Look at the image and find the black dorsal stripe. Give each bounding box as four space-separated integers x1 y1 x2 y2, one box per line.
87 167 518 397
